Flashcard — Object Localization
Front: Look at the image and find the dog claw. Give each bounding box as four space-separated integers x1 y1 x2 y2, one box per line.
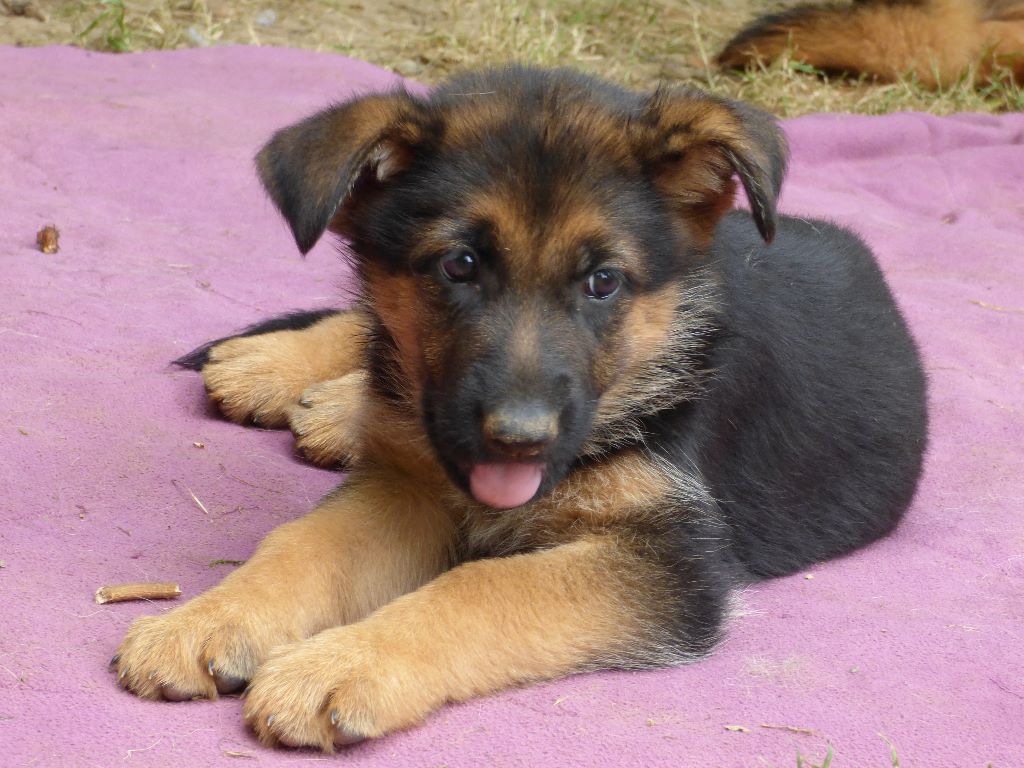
108 654 121 670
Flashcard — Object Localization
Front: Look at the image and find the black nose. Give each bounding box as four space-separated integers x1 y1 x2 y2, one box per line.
482 403 559 459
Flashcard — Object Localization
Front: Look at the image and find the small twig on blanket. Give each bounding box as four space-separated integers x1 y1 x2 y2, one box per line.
123 737 162 760
209 559 246 568
760 723 818 735
95 582 182 605
969 299 1024 315
35 224 59 254
172 478 212 515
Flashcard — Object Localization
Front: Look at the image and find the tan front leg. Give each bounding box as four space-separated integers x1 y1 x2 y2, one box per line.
245 533 682 750
113 469 456 701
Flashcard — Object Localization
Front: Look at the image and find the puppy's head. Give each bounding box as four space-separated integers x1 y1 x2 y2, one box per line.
257 67 787 509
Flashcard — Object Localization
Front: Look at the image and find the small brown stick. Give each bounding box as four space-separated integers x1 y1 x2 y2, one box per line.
95 582 181 605
36 224 60 254
969 299 1024 315
759 723 817 735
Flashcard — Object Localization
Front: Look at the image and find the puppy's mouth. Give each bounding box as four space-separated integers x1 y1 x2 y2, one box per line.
468 462 545 509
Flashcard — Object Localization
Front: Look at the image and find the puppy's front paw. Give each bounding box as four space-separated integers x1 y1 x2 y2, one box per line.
113 594 298 702
244 627 431 751
200 335 322 427
286 371 367 467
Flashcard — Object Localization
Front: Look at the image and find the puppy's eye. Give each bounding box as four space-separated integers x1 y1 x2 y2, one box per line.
583 269 621 300
439 248 479 283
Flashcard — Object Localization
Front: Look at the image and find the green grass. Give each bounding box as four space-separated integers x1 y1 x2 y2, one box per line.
76 0 132 52
797 746 834 768
793 734 907 768
73 0 222 52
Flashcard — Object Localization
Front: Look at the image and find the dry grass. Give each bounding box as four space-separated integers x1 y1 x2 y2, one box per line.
3 0 1020 116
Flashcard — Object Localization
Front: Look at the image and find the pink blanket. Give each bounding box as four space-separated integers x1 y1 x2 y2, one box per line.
1 46 1021 767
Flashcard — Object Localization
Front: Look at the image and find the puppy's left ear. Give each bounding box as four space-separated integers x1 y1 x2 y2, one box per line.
256 91 427 254
630 87 788 245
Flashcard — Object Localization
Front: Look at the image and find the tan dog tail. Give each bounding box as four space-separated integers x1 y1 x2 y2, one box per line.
717 0 1024 88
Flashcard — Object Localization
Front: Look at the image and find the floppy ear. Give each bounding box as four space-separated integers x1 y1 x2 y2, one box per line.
256 91 426 254
630 87 788 245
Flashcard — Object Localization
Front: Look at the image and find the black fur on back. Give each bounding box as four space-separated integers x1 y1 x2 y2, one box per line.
718 5 836 66
652 212 927 580
718 0 930 75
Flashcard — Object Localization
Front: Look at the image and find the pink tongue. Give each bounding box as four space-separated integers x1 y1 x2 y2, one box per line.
469 463 544 509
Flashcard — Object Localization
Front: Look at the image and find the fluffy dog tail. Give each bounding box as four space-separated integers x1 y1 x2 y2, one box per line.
717 0 1024 88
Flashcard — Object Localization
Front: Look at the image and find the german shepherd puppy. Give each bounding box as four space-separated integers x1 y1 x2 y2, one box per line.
112 66 927 751
719 0 1024 88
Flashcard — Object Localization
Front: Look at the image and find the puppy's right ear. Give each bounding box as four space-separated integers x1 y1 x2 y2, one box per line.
256 92 426 254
